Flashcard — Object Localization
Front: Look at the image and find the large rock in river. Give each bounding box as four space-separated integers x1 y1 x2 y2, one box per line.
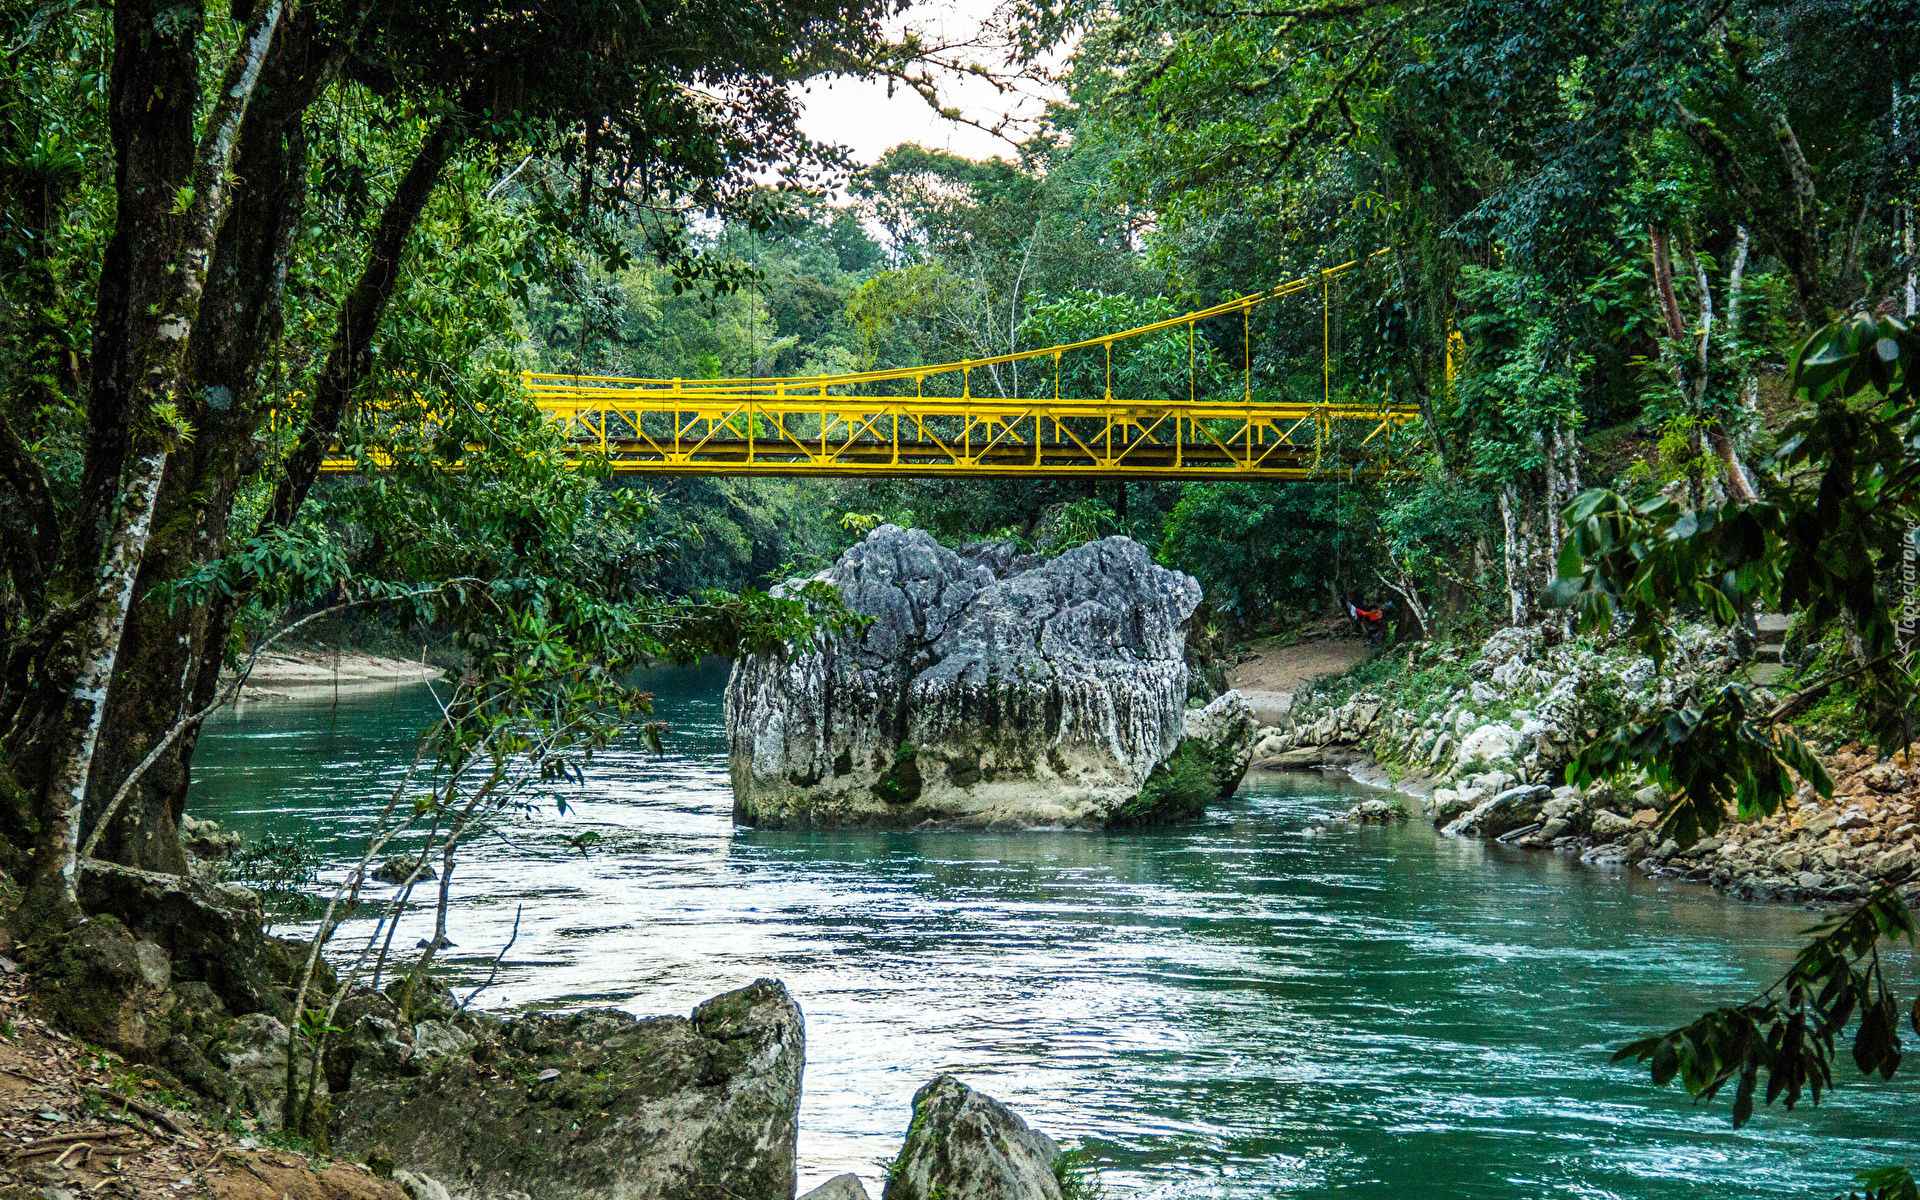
725 527 1206 829
330 979 804 1200
882 1075 1063 1200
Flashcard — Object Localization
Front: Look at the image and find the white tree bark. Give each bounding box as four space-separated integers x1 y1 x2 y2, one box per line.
1498 486 1526 626
1907 205 1917 318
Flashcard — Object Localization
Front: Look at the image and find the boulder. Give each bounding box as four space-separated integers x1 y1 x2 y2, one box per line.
393 1172 455 1200
217 1011 320 1131
1264 747 1324 768
1873 845 1916 876
1865 763 1912 793
24 916 175 1058
801 1177 871 1200
1182 690 1259 799
1454 724 1521 769
331 979 805 1200
1440 785 1551 840
727 527 1203 829
1345 799 1406 824
374 856 437 885
1589 810 1635 839
181 814 241 863
1429 787 1483 822
882 1076 1061 1200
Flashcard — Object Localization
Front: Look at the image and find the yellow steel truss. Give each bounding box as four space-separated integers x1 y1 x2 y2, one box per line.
320 253 1423 480
520 392 1412 479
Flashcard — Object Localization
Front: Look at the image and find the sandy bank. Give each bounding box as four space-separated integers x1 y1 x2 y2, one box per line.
225 649 443 701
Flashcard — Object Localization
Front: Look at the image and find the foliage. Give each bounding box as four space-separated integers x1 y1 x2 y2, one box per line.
1113 740 1218 826
1840 1166 1920 1200
870 741 923 807
1554 312 1920 1182
1053 1148 1112 1200
1555 314 1920 850
210 832 323 921
1614 888 1914 1127
1160 482 1361 621
1036 498 1118 553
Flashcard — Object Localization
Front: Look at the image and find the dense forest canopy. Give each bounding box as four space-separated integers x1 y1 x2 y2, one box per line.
503 0 1920 627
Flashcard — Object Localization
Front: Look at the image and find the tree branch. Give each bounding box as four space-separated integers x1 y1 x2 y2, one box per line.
267 116 462 527
76 580 474 867
1672 101 1826 321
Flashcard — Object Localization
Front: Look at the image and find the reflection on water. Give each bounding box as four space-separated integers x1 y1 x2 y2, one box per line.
190 662 1920 1198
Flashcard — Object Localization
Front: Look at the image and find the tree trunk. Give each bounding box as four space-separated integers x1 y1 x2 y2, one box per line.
15 0 284 930
1672 102 1828 322
84 116 311 873
1498 486 1526 626
1907 204 1917 318
76 4 382 873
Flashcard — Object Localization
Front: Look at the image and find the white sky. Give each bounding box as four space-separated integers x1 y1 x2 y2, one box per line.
793 0 1066 166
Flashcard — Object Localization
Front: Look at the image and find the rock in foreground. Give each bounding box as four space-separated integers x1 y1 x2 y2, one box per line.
331 979 804 1200
883 1075 1062 1200
727 527 1219 829
800 1175 871 1200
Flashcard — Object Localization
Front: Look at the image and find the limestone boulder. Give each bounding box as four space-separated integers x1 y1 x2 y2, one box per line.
331 979 805 1200
883 1075 1061 1200
24 916 175 1058
1345 798 1406 824
1454 724 1522 769
1183 690 1259 800
1589 810 1635 839
217 1011 320 1131
1440 785 1551 840
727 527 1202 829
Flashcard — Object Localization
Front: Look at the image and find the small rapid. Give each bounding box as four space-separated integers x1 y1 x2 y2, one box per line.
188 661 1920 1198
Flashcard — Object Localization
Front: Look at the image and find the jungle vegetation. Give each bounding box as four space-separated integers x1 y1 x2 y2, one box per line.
5 0 1920 1185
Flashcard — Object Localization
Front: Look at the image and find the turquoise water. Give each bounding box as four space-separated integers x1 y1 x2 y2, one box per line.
188 662 1920 1198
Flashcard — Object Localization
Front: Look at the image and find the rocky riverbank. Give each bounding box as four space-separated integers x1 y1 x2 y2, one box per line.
2 868 1083 1200
726 526 1255 830
1249 622 1920 907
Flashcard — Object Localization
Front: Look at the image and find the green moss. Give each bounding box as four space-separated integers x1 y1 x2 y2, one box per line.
1112 741 1217 827
871 740 923 806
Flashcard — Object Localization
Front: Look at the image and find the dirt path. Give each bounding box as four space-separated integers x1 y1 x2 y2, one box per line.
1227 635 1370 694
0 972 405 1200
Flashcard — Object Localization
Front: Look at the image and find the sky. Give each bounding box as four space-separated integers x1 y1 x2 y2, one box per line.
792 0 1064 166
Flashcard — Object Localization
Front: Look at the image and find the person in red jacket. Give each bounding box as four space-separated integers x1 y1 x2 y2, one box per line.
1347 598 1394 648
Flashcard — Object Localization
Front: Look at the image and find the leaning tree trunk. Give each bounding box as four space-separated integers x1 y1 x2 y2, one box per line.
268 117 460 529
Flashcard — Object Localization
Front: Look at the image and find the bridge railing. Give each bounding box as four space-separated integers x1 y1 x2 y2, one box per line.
315 254 1424 480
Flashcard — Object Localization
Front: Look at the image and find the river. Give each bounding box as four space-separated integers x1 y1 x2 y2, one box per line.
187 661 1920 1199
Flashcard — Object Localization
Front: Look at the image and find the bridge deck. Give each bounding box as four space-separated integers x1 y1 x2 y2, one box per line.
514 392 1420 480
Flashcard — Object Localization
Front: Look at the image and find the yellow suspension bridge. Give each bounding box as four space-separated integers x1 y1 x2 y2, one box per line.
325 256 1424 481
